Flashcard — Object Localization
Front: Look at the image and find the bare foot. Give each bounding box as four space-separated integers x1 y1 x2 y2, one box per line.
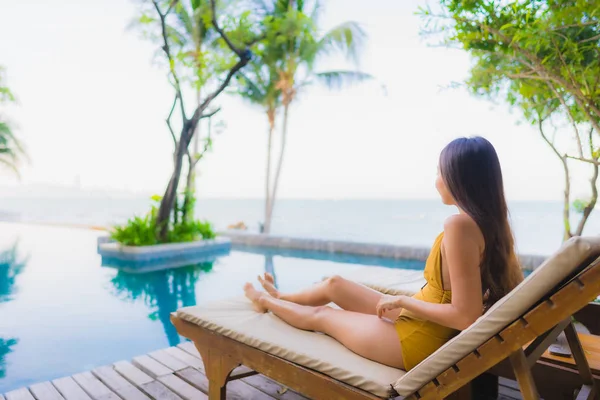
244 283 267 313
258 272 280 299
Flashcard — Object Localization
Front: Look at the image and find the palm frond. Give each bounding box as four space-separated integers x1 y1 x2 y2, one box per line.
312 70 373 90
236 71 267 102
0 66 15 104
317 21 366 64
173 2 195 40
0 121 25 176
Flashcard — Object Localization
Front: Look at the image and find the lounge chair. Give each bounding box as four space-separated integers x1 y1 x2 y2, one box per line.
170 236 600 399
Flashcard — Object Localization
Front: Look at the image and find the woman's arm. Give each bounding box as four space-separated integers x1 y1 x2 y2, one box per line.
377 215 484 330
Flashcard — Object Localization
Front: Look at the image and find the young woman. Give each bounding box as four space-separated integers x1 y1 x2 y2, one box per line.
243 136 524 370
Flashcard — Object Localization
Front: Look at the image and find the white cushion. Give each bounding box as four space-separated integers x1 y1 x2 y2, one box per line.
177 297 403 398
336 266 426 296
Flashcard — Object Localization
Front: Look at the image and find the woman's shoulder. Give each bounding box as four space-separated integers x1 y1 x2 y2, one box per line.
443 214 484 247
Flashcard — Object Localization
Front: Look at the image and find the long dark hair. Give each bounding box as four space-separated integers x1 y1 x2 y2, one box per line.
440 137 523 311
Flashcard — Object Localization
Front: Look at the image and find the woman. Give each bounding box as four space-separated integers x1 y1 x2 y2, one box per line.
244 136 524 370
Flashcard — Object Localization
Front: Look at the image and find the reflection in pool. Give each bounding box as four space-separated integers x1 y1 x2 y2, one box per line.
0 223 424 393
0 242 27 381
109 263 213 346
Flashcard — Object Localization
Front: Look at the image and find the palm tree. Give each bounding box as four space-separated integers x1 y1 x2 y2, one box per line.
241 1 373 233
236 55 282 232
0 66 25 175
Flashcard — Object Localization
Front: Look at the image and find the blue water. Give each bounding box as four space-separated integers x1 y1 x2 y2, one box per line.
0 222 424 393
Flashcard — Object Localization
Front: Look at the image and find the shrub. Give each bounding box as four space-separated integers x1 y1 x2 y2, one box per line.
110 195 215 246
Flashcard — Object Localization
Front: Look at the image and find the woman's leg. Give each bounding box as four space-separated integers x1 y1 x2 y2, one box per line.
258 273 402 321
244 283 404 369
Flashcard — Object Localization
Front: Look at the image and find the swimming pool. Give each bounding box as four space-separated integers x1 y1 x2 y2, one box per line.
0 222 424 393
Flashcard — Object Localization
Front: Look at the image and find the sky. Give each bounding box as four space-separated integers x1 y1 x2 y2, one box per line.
0 0 588 201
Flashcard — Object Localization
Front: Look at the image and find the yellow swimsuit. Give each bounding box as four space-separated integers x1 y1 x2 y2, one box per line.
395 232 459 370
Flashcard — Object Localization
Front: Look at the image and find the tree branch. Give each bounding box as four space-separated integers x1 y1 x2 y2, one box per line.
504 72 550 81
552 21 599 30
194 133 212 168
210 0 243 57
187 57 248 140
166 94 178 146
538 117 572 238
152 0 187 121
574 127 599 236
180 0 252 147
579 33 600 44
565 155 600 166
547 82 583 158
200 107 221 119
186 148 193 168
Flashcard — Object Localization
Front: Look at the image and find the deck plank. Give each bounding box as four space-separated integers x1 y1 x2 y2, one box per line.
92 366 150 400
51 377 92 400
176 342 200 359
111 360 184 400
157 374 208 400
242 375 308 400
176 342 254 379
163 347 203 369
29 382 65 400
148 350 187 372
138 381 182 400
172 368 209 393
71 372 120 400
132 355 173 378
113 361 154 387
5 389 35 400
176 366 274 400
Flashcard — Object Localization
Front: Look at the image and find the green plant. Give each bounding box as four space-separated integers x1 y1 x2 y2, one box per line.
110 195 215 246
420 0 600 240
133 0 264 241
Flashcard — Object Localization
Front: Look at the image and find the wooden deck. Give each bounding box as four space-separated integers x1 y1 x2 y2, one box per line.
2 342 524 400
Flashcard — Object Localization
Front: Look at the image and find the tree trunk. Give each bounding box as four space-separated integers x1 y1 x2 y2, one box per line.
574 129 599 236
266 103 290 233
157 128 191 241
560 156 572 241
263 110 275 234
574 163 599 236
538 119 572 240
183 156 195 222
183 87 202 223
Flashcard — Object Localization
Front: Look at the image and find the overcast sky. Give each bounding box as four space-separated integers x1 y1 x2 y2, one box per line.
0 0 585 201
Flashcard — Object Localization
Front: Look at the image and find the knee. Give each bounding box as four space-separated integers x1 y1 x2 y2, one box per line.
325 274 345 289
309 305 331 325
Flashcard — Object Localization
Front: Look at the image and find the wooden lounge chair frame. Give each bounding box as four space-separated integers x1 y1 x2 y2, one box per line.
170 255 600 400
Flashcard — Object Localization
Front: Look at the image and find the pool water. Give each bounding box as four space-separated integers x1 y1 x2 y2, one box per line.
0 223 424 393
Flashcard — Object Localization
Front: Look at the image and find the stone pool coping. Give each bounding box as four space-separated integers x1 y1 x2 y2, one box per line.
220 231 547 271
98 237 232 273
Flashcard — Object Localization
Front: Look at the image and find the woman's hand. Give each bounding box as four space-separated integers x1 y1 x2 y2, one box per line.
376 294 405 318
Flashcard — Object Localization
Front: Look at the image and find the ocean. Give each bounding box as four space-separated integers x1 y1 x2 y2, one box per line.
0 196 596 255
